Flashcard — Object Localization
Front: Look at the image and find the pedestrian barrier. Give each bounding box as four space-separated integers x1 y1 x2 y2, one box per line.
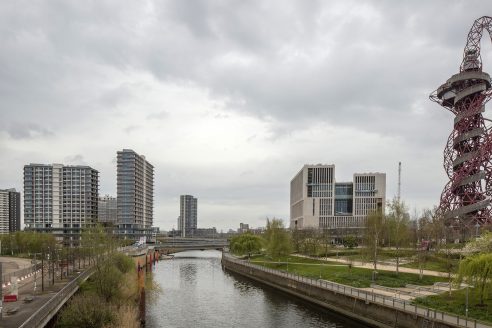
2 263 43 286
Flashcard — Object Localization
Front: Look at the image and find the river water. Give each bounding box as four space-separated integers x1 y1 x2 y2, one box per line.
146 250 369 328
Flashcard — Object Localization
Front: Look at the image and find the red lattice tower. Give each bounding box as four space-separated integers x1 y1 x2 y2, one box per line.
430 16 492 231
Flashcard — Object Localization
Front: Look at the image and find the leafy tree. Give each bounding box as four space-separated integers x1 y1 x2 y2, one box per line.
363 210 385 274
456 253 492 306
0 232 56 256
386 197 410 275
265 218 292 259
81 224 117 265
230 233 263 258
93 263 124 302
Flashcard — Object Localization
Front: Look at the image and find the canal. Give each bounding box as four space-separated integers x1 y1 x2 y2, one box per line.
146 250 369 328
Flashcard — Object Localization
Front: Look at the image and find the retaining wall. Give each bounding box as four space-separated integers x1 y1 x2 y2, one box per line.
221 253 490 328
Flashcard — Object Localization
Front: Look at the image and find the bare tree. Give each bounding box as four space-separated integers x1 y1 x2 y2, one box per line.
386 197 410 275
364 210 385 277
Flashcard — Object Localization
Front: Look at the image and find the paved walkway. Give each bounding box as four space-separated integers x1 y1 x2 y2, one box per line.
293 254 451 278
0 257 32 275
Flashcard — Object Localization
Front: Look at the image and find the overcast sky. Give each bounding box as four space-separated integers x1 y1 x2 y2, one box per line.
1 1 492 231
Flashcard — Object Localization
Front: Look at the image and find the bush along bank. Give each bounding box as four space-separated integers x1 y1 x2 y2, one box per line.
55 253 141 328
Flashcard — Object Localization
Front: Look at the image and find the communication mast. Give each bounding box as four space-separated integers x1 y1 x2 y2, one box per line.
430 16 492 232
397 162 401 202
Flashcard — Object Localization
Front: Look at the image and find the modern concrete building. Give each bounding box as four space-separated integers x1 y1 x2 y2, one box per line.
23 164 98 237
0 188 21 233
290 164 385 237
98 195 117 225
116 149 154 237
238 223 249 233
178 195 197 237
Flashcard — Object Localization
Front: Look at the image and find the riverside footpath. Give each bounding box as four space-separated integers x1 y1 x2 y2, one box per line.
222 252 492 328
293 254 450 278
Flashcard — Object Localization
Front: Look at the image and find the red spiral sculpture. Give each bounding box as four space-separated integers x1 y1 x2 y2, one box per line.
430 16 492 232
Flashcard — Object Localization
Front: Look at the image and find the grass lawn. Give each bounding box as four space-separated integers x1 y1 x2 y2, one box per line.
250 254 446 289
402 258 459 273
413 288 492 324
251 254 340 265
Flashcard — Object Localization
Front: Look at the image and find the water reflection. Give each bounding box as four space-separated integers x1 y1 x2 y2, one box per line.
179 263 197 284
146 250 368 328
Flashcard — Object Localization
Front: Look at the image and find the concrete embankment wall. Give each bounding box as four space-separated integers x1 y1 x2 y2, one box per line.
221 254 465 328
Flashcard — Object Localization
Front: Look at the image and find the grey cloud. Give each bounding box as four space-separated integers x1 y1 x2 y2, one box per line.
124 125 140 134
147 111 169 120
4 122 54 140
64 154 86 165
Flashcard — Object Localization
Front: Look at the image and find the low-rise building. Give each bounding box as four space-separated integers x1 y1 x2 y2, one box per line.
290 164 385 239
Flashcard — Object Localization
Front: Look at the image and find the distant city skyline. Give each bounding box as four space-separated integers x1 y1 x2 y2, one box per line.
1 2 492 231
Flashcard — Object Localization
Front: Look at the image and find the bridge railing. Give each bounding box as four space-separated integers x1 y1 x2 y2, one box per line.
18 268 94 328
222 252 491 328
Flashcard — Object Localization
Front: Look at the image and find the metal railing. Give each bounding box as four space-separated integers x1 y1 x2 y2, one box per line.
222 253 491 328
18 268 94 328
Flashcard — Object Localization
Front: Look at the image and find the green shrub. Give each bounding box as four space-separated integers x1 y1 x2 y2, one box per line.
112 253 135 274
57 294 115 328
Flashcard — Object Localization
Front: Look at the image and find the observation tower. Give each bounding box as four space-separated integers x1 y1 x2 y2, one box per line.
430 16 492 234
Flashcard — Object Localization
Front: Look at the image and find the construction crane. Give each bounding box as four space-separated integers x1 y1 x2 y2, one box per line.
430 16 492 234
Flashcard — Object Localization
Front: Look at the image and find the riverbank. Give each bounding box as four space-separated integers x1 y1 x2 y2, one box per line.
222 252 491 328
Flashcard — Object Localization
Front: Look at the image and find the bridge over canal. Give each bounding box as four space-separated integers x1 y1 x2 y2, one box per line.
153 238 229 254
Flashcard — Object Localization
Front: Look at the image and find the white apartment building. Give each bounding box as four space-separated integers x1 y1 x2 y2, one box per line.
23 164 99 235
290 164 385 233
98 195 117 224
0 191 9 234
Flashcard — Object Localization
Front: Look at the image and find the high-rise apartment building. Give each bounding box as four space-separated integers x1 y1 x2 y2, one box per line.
23 164 98 235
0 188 21 233
290 164 385 237
178 195 197 237
98 195 117 225
116 149 154 237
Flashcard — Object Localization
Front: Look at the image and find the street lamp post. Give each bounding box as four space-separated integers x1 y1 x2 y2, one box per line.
466 284 469 319
475 223 480 238
33 253 37 295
